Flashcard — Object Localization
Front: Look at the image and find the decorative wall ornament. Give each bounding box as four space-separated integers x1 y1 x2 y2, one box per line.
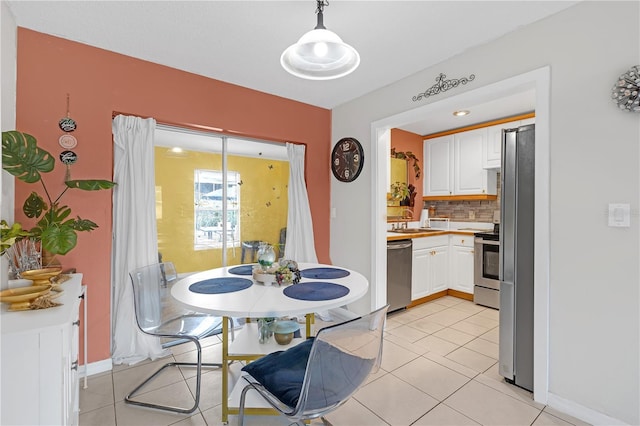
611 65 640 112
412 73 475 102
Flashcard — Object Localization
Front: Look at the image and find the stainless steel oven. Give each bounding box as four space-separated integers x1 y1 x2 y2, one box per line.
474 232 500 309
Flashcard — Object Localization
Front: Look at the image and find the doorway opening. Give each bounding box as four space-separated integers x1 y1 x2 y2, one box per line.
370 67 550 404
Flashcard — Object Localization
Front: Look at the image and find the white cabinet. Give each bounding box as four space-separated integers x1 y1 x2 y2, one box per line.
411 236 449 300
449 235 475 294
411 245 431 299
424 130 496 197
484 123 505 169
483 117 535 169
1 274 84 426
454 128 495 195
423 135 453 196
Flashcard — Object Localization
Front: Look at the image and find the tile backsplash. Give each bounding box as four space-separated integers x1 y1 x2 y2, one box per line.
423 173 501 223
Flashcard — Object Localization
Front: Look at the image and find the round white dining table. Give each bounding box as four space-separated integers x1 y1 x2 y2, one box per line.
170 262 369 423
171 262 369 318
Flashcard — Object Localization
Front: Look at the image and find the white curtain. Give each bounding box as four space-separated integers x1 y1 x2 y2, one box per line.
285 143 318 263
111 115 167 365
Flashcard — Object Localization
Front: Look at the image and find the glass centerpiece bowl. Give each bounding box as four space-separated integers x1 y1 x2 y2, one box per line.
257 243 276 271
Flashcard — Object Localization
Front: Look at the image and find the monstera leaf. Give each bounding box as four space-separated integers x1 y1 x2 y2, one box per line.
70 217 99 232
66 180 116 191
2 131 55 183
2 130 116 256
40 223 78 255
23 191 47 219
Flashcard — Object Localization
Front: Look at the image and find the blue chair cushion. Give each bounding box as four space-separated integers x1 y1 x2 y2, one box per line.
241 337 374 410
242 338 314 407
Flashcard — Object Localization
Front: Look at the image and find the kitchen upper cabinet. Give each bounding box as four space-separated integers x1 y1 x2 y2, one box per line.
411 236 449 300
423 135 453 196
449 235 475 294
454 128 496 195
424 130 496 198
483 117 535 169
484 123 505 169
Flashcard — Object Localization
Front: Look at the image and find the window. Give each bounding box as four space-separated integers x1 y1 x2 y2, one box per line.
194 169 240 249
154 126 289 274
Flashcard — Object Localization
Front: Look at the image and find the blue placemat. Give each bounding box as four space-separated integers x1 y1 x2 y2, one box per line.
189 277 253 294
300 267 350 279
283 282 350 301
228 264 255 276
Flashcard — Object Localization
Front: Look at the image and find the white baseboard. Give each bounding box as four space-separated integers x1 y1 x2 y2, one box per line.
80 358 113 378
547 392 628 425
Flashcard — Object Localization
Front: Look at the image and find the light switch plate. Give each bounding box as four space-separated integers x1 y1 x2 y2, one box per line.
608 203 630 227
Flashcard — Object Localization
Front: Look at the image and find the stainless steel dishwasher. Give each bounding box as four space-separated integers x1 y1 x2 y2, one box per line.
387 239 412 313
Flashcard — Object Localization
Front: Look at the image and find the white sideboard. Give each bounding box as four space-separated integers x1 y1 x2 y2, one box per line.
1 274 84 426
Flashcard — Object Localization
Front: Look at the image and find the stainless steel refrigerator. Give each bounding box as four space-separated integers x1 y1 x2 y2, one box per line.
499 124 535 392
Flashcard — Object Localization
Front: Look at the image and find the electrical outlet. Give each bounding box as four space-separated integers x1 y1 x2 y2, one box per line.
468 211 475 220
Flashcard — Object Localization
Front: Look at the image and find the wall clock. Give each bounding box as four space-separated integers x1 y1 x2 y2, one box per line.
331 137 364 182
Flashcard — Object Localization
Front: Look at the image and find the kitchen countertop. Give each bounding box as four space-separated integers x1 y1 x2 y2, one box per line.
386 228 485 241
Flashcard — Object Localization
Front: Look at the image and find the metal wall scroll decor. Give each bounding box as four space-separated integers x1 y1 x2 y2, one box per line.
412 72 476 102
611 65 640 112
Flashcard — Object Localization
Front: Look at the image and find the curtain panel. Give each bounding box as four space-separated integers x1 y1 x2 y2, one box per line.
111 115 167 365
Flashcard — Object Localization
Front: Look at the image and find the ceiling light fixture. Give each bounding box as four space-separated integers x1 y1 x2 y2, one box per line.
453 110 470 117
281 0 360 80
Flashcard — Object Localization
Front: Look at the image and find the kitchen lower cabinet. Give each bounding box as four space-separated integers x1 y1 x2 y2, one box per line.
449 235 475 294
411 236 449 300
1 274 84 426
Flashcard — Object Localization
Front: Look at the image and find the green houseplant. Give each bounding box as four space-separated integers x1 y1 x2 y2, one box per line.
390 181 410 201
2 130 116 256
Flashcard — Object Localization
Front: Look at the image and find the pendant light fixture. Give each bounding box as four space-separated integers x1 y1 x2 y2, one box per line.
281 0 360 80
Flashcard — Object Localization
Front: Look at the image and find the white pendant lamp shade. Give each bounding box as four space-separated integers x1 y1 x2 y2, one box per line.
281 1 360 80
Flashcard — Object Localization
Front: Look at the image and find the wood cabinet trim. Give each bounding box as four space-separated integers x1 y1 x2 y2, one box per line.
408 290 473 308
422 112 535 140
407 290 448 308
446 289 474 301
423 194 497 201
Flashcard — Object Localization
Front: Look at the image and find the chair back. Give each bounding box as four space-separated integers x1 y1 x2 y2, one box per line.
129 262 183 334
296 304 388 417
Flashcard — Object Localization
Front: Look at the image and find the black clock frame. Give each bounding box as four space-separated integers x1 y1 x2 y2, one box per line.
331 137 364 182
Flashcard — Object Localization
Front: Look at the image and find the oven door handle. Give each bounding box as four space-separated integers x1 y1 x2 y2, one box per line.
474 238 500 246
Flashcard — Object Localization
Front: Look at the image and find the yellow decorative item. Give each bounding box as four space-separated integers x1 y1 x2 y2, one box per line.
21 267 63 285
0 285 52 311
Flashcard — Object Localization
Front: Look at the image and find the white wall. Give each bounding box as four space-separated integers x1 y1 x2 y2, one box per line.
331 2 639 425
1 0 17 288
1 0 16 132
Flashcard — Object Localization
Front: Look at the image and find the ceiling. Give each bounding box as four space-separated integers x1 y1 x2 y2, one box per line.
6 1 578 134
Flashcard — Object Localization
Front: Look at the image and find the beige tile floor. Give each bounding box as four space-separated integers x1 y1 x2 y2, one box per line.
79 297 590 426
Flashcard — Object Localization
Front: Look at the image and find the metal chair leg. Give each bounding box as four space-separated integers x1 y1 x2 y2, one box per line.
124 340 222 414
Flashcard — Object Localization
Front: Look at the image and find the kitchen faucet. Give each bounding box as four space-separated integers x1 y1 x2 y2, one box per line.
401 208 413 219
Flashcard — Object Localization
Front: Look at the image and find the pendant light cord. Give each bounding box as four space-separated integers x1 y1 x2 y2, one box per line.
315 0 329 29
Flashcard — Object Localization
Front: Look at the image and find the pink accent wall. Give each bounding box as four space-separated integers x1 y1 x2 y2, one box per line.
15 28 332 364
